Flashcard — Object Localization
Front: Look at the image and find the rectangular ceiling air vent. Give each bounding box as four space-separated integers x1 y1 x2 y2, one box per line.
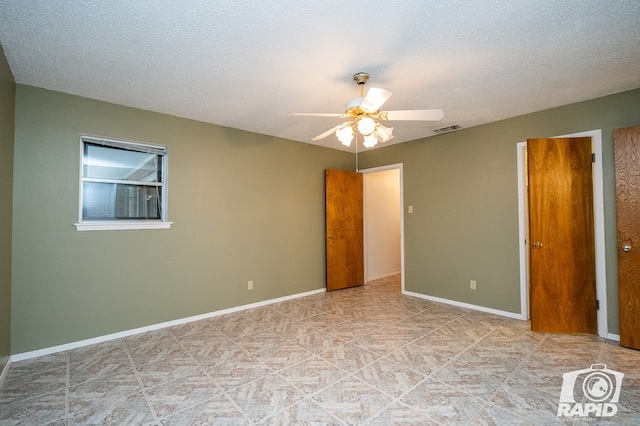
433 124 463 133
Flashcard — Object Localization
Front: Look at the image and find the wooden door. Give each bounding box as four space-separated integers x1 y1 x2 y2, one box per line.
614 125 640 350
325 169 364 291
528 137 597 333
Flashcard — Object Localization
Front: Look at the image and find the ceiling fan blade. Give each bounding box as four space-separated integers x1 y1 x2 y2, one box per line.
360 87 392 112
382 109 444 121
312 122 350 141
290 112 345 117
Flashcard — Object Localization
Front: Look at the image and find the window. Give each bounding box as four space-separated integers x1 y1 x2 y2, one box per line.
74 136 172 231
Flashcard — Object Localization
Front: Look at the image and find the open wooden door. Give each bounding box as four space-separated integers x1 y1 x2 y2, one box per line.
528 137 597 333
614 125 640 350
325 169 364 291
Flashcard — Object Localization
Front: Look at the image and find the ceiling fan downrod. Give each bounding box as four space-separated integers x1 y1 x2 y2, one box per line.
353 72 369 96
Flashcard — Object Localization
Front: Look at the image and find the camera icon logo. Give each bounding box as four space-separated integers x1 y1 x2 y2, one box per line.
557 364 624 418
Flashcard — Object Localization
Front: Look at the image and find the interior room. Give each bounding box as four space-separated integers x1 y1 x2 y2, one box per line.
1 1 640 424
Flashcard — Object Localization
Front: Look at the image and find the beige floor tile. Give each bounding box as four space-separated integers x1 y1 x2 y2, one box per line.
354 358 426 398
452 345 524 377
68 370 142 413
363 401 439 425
599 343 640 378
270 320 320 341
430 362 508 400
124 328 176 349
299 311 349 330
167 318 220 338
218 320 272 339
233 330 288 354
226 373 305 423
319 342 379 373
274 304 324 321
400 378 487 424
405 312 455 332
411 330 475 359
489 382 563 425
128 338 190 368
0 366 67 404
277 355 347 394
294 330 347 355
145 373 221 418
68 391 156 425
159 394 250 425
260 398 344 425
354 331 416 356
386 343 447 375
0 387 66 425
312 376 395 424
69 350 133 386
322 321 378 342
184 339 246 367
255 341 314 371
207 351 272 391
135 355 204 388
476 332 542 357
3 352 68 382
4 274 640 425
468 403 538 425
174 329 230 350
69 339 127 363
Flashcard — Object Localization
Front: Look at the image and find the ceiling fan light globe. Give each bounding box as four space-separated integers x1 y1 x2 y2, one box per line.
374 124 393 142
336 125 354 146
339 136 353 147
363 134 378 148
357 117 376 135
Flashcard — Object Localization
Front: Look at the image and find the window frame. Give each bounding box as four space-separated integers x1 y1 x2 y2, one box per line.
74 135 172 231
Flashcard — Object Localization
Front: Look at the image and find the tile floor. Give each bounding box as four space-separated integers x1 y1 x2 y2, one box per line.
1 275 639 425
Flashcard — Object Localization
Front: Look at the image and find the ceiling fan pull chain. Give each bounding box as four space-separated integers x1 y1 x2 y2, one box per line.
355 124 359 172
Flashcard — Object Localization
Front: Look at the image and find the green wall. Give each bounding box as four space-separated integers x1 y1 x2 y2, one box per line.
360 89 640 334
10 83 640 354
0 45 15 372
11 85 353 353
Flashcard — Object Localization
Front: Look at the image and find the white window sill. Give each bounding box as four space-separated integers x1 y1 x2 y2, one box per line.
74 221 173 231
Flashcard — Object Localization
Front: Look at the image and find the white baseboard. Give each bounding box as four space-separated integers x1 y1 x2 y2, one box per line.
0 356 11 389
403 290 526 320
11 287 326 362
404 291 623 339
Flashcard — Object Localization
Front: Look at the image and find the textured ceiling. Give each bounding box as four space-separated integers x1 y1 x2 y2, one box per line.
1 1 639 152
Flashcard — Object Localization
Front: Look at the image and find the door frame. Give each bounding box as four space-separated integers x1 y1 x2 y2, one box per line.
517 129 609 338
360 163 405 292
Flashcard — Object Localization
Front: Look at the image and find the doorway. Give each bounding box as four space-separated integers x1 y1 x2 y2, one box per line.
361 164 404 292
516 130 609 338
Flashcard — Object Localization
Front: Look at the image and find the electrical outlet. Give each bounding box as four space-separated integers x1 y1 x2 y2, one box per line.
470 280 476 290
248 280 253 290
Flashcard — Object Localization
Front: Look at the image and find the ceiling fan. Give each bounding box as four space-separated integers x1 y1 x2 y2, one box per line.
292 72 444 148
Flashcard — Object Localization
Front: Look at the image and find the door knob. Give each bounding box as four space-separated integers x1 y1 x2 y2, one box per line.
622 244 631 252
532 241 543 248
327 234 333 239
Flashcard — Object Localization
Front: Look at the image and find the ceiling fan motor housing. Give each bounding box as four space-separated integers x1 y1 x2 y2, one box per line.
345 97 366 116
353 72 369 85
